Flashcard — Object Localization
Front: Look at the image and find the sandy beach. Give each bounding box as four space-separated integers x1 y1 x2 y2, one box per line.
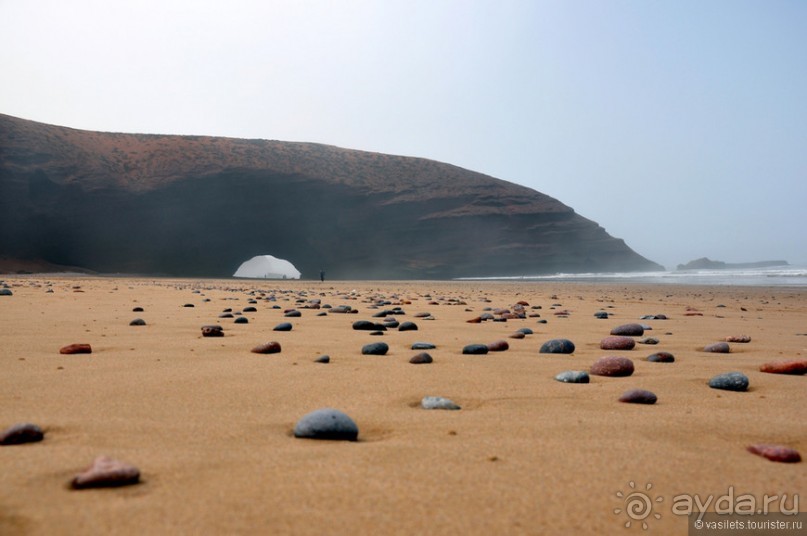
1 277 804 535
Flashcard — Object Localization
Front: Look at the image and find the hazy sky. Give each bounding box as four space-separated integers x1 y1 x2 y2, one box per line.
2 0 805 269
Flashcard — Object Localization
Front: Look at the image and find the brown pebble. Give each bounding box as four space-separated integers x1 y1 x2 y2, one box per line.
201 325 224 337
725 335 751 343
600 336 636 351
703 342 730 353
486 340 509 352
70 456 141 489
618 389 657 404
466 316 482 324
509 332 526 339
590 356 634 377
409 352 433 364
0 423 44 445
59 343 92 355
759 360 807 375
251 341 282 354
747 444 801 463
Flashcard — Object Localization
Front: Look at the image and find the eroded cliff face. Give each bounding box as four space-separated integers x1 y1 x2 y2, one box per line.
0 114 662 278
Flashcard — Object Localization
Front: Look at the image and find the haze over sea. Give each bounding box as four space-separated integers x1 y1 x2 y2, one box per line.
459 265 807 287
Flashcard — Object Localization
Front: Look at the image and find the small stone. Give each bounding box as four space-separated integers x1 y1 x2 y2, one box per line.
0 289 13 296
0 423 44 445
725 335 751 343
183 303 195 308
610 323 644 336
704 342 731 353
251 341 281 354
509 332 526 339
639 337 659 345
759 360 807 375
70 456 141 489
517 328 533 335
242 306 257 312
594 311 609 319
590 356 634 377
618 389 657 404
409 352 433 364
362 342 389 355
201 325 223 337
293 408 358 441
314 355 330 363
554 370 590 384
708 371 749 392
234 316 249 324
647 352 675 363
539 339 575 354
600 336 635 350
129 318 146 326
285 310 302 318
219 313 234 318
132 306 144 312
273 322 293 332
352 320 386 331
421 396 461 410
486 340 509 352
411 342 436 350
59 343 92 354
747 444 801 463
398 321 418 332
462 344 489 355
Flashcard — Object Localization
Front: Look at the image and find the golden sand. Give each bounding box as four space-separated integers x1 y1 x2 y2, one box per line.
1 277 805 535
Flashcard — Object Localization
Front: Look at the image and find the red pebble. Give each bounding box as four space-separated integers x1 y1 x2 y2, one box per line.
486 340 509 352
59 343 92 355
618 389 657 404
747 444 801 463
251 341 282 354
759 360 807 375
466 317 482 324
725 335 751 343
590 356 635 377
600 336 636 351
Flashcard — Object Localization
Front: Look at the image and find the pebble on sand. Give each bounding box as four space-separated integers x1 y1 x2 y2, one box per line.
0 289 13 296
618 389 657 404
411 342 436 350
251 341 281 354
610 323 644 336
708 371 749 392
70 456 141 489
234 317 249 324
129 318 146 326
486 340 509 352
201 325 224 337
539 339 575 354
0 423 44 445
421 396 461 410
274 322 293 332
746 444 801 463
410 352 433 364
647 352 675 363
590 356 635 377
600 336 636 351
725 335 751 343
554 370 590 384
293 408 359 441
704 342 731 353
362 342 389 355
59 343 92 355
398 321 418 332
759 360 807 375
462 344 489 355
314 355 330 363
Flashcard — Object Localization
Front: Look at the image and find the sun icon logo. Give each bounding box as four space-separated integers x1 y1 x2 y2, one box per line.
614 481 663 530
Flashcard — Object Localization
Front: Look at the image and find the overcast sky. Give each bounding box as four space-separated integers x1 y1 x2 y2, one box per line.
2 0 805 269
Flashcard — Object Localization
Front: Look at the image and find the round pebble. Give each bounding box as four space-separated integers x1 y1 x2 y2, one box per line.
59 343 92 354
725 335 751 343
0 289 13 296
539 338 575 354
201 325 223 337
362 342 389 355
293 408 359 441
759 360 807 375
251 341 281 354
129 318 146 326
353 320 386 331
610 323 644 336
704 342 731 353
462 344 489 355
554 370 590 384
747 444 801 463
639 337 659 345
410 352 433 364
421 396 461 410
0 423 44 445
486 340 509 352
618 389 657 404
234 317 249 324
274 322 293 332
600 336 635 351
708 371 749 392
314 355 330 364
411 342 436 350
590 356 634 377
647 352 675 363
398 321 418 332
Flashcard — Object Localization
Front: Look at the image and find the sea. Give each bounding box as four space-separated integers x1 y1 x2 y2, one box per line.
457 265 807 287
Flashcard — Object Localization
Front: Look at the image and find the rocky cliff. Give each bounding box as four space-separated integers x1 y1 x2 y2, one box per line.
0 114 662 279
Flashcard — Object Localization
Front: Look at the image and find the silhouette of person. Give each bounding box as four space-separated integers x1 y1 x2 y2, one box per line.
320 270 325 282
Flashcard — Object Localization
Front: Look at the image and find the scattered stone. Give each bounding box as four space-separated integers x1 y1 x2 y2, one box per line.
517 328 533 335
251 341 281 354
410 352 433 364
285 310 302 318
610 323 644 336
554 370 590 384
129 318 146 326
759 360 807 375
293 408 358 441
590 356 634 377
618 389 657 404
398 321 418 332
725 335 751 343
0 289 13 296
639 337 659 345
600 336 635 351
132 306 144 312
486 340 509 352
243 306 257 313
647 352 675 363
747 444 801 463
234 316 249 324
273 322 293 332
411 342 436 350
352 320 386 331
201 325 223 337
183 303 195 308
462 344 489 355
704 342 731 353
59 343 92 355
708 371 749 392
539 339 575 354
70 456 141 489
314 355 330 364
421 396 461 410
362 342 389 355
594 311 609 319
509 332 526 339
0 423 44 445
219 313 234 318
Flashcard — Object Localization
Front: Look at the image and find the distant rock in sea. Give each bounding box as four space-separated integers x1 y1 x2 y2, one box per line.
676 257 789 271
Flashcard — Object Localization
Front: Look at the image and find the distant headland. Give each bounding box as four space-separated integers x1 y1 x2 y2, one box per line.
676 257 789 271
